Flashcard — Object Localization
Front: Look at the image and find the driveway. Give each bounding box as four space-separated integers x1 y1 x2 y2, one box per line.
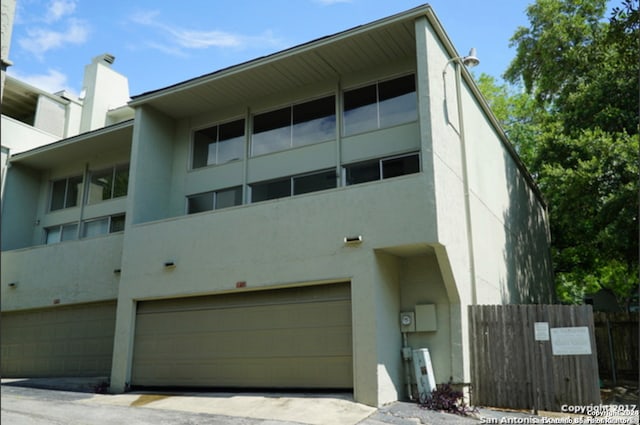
1 379 481 425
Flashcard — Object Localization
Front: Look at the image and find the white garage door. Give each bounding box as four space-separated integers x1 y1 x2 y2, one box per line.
132 282 352 389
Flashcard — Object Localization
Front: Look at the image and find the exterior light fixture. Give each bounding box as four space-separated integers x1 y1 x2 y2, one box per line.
8 282 18 288
344 235 363 245
462 48 480 68
164 261 176 269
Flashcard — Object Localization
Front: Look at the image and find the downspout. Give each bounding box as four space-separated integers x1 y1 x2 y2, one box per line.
454 63 478 305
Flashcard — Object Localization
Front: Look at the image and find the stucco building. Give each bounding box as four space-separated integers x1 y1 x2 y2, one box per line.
1 5 554 407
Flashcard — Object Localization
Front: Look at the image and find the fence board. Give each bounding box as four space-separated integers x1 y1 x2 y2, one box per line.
469 305 601 411
593 312 639 383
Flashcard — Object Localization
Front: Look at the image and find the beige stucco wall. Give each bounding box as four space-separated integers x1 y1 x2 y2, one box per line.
415 15 554 387
0 233 123 311
110 171 439 406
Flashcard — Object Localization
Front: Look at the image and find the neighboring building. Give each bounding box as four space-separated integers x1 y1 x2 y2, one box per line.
0 5 554 407
1 53 133 197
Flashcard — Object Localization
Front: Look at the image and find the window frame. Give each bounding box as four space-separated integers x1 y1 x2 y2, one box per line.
250 168 337 203
80 213 126 239
49 174 83 211
343 152 420 186
44 222 79 244
191 117 246 169
86 163 129 205
186 186 243 214
342 73 417 137
250 94 336 157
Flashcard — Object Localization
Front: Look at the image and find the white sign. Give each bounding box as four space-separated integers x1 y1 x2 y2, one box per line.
534 322 549 341
550 327 592 355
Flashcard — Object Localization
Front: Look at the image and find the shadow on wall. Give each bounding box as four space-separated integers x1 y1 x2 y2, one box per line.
500 150 555 305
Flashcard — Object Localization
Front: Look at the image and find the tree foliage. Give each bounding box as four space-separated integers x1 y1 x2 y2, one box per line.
481 0 639 305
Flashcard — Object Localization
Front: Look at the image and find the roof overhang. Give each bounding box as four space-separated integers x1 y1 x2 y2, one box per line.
9 120 133 170
128 4 440 119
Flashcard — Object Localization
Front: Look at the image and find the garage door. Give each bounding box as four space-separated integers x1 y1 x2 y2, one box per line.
132 282 352 389
0 301 117 377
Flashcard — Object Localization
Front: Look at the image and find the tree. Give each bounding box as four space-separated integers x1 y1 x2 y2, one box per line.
482 0 639 305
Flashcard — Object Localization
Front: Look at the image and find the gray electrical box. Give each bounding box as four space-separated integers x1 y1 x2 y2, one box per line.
415 304 437 332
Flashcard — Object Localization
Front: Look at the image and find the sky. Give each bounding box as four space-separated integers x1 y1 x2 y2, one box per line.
7 0 535 98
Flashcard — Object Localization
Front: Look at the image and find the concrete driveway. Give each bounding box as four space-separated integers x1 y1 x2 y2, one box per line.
1 379 376 425
5 378 590 425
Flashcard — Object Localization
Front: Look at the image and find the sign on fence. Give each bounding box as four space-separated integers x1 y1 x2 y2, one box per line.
550 327 592 355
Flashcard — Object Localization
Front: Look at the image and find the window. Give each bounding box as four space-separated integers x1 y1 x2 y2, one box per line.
192 119 245 168
87 164 129 204
187 186 243 214
44 215 124 244
343 74 417 136
50 175 83 211
251 170 336 203
81 214 126 239
252 95 335 156
345 153 420 185
45 223 78 244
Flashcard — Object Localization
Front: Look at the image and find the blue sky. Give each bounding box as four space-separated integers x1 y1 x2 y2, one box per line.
8 0 534 97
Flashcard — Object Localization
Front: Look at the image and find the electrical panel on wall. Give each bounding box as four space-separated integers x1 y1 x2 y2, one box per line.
415 304 437 332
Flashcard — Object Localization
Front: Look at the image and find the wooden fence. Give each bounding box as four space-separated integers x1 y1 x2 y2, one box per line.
593 312 639 384
469 305 600 412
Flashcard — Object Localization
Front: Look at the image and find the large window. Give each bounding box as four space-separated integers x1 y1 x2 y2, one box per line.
86 164 129 204
81 214 125 238
252 95 336 156
45 223 78 244
344 153 420 185
50 175 83 211
343 74 417 136
251 170 336 203
187 186 243 214
45 215 124 244
192 119 245 168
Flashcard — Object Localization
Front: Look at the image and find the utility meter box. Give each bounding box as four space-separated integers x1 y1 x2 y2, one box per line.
400 312 415 332
412 348 436 402
415 304 437 332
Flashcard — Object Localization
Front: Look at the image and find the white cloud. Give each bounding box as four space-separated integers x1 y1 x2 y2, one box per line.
8 69 73 94
45 0 77 23
130 10 283 56
18 18 89 57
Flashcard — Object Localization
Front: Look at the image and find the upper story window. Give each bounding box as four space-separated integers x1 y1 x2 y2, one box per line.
344 153 420 185
343 74 417 137
252 95 336 156
251 169 337 203
50 175 83 211
192 119 245 169
45 214 125 244
87 164 129 204
45 222 78 244
187 186 243 214
82 214 125 238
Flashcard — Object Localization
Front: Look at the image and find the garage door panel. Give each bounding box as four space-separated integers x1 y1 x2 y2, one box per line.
0 302 117 378
133 283 352 389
